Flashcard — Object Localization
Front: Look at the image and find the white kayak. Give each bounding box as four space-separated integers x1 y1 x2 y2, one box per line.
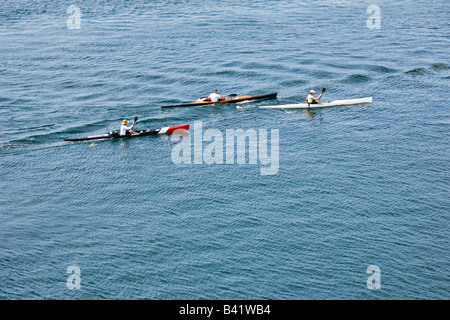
259 97 372 109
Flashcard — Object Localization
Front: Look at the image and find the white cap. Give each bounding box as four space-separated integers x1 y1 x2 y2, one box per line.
310 90 315 94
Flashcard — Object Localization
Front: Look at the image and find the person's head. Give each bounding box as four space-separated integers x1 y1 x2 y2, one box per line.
214 89 219 94
310 90 315 94
122 119 128 125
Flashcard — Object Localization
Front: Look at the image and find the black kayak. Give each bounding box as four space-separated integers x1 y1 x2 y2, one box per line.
64 124 190 142
161 92 277 108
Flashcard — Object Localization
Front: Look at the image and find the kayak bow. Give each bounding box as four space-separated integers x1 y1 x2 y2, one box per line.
259 97 372 109
64 124 190 142
161 92 277 108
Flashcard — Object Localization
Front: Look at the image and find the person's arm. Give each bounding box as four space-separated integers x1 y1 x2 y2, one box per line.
313 94 323 104
123 123 135 134
130 120 138 133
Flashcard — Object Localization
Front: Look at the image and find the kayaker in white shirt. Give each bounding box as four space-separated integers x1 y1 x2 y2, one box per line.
120 119 138 136
306 89 323 105
207 89 226 102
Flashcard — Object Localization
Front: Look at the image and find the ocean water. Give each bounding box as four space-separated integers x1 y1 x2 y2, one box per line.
0 0 449 299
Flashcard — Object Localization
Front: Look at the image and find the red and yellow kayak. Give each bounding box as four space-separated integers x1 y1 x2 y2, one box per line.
161 92 277 108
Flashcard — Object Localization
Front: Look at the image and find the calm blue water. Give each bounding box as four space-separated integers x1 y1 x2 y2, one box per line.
1 0 449 299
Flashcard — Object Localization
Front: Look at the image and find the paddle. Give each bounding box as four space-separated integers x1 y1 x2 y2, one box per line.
132 116 144 133
319 88 326 104
132 116 138 130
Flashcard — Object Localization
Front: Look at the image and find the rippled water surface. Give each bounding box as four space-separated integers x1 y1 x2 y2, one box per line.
1 0 449 299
